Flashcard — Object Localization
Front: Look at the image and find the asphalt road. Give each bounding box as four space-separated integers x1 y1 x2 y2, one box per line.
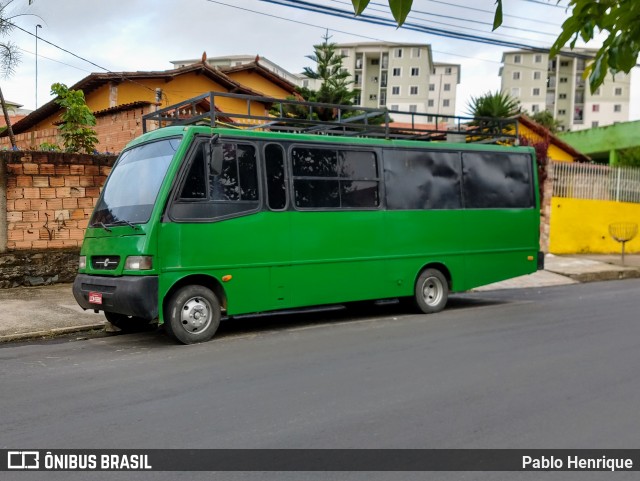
2 279 640 481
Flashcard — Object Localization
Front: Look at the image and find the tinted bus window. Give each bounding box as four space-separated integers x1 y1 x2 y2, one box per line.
265 144 287 210
385 149 462 210
171 141 259 221
462 152 533 208
292 147 379 209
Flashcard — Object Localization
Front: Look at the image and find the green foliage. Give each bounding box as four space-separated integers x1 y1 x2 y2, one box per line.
353 0 639 93
617 147 640 167
38 142 62 152
466 90 520 118
50 82 98 154
303 33 357 109
548 0 639 93
529 110 563 134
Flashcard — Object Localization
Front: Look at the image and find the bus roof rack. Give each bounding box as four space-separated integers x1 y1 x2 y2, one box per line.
142 91 519 144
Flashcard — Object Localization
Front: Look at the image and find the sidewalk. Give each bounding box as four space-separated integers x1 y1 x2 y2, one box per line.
1 254 639 343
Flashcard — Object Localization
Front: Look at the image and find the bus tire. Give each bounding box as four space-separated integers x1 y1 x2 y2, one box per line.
413 268 449 314
164 285 221 344
104 312 155 332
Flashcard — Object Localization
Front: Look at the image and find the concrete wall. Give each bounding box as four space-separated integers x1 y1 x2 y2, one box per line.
549 197 640 254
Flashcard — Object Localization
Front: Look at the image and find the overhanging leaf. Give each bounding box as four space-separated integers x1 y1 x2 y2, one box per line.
389 0 413 26
493 0 503 31
351 0 370 16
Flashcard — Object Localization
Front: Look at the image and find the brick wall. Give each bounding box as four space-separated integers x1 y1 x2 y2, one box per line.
1 151 116 251
0 105 150 153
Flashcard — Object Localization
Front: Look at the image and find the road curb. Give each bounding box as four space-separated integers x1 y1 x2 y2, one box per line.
0 323 106 344
547 268 640 283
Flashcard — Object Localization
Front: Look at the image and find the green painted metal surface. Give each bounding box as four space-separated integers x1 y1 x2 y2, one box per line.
559 121 640 161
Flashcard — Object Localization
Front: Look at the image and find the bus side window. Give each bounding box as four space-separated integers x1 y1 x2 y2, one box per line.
462 152 533 208
209 143 259 202
385 150 461 210
265 144 287 210
179 144 207 199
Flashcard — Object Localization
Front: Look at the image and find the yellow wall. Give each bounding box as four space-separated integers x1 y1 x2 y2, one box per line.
225 71 292 98
549 197 640 253
519 123 574 162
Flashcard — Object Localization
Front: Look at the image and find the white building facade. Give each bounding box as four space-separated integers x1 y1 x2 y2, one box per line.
500 49 631 131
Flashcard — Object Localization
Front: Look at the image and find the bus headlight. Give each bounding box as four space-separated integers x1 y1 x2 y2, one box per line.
124 256 153 270
78 256 86 269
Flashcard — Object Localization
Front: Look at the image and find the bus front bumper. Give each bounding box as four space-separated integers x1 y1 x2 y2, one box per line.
73 274 159 320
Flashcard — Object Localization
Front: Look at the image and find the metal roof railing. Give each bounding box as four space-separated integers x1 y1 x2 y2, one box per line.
142 91 519 144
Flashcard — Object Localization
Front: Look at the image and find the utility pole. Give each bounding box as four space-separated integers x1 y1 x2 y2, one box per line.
35 24 42 109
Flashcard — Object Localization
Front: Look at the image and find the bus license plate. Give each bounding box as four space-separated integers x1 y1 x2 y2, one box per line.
88 292 103 305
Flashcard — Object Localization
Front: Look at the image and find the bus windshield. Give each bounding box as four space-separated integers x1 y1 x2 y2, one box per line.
90 137 182 227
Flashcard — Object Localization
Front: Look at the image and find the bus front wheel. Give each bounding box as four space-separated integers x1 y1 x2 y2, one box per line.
164 285 221 344
413 268 449 314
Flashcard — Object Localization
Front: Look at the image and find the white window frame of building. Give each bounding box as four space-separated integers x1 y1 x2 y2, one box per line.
513 54 522 64
560 60 570 67
592 104 600 112
512 71 521 80
369 94 377 101
302 79 309 88
428 99 435 107
533 71 542 80
409 105 417 113
354 73 361 85
394 48 403 58
427 115 434 123
559 77 568 83
411 48 421 58
443 99 450 107
559 93 567 99
593 88 601 96
392 86 400 95
558 109 566 115
592 121 599 128
531 104 540 113
411 67 420 76
429 83 435 91
511 87 521 97
410 86 419 95
615 87 623 96
392 67 401 77
614 104 622 112
534 54 542 63
340 49 349 57
532 88 540 96
444 83 451 92
390 104 399 111
445 67 453 75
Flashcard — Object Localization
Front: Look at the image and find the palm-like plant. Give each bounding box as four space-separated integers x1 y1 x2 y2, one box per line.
466 90 521 118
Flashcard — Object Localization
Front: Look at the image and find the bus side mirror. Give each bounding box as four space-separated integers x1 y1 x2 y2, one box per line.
206 135 223 175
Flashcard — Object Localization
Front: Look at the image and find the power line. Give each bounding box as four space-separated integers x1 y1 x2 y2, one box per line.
518 0 567 8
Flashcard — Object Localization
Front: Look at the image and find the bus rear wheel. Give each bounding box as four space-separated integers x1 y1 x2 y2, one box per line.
104 312 155 332
164 285 221 344
413 268 449 314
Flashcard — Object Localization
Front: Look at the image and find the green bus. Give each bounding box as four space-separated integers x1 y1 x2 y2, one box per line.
73 93 542 344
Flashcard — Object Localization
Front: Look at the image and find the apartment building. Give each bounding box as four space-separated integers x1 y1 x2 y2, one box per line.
500 49 631 131
428 63 461 118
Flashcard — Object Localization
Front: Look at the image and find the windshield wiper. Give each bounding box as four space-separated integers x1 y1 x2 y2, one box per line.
93 222 112 232
108 219 140 230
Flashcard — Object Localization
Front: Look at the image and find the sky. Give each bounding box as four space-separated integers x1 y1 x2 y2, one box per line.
2 0 638 119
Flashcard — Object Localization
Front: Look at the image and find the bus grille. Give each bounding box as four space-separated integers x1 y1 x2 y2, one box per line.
91 256 121 270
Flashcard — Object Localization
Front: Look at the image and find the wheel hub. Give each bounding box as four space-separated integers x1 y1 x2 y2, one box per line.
180 297 212 334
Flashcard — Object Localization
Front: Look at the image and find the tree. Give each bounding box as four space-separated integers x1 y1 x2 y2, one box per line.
0 0 22 149
529 110 563 134
351 0 639 93
50 83 98 154
466 90 520 118
302 32 357 117
617 147 640 167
